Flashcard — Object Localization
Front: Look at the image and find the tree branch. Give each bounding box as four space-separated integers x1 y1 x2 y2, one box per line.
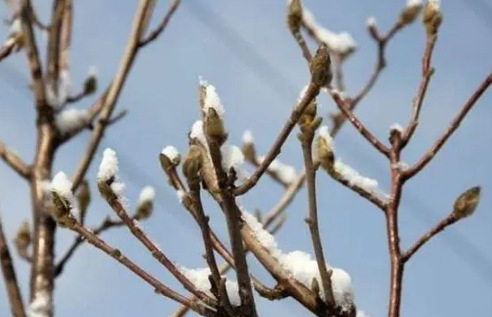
404 70 492 180
60 217 216 317
0 209 27 317
0 139 31 179
139 0 181 47
300 129 335 306
235 83 320 195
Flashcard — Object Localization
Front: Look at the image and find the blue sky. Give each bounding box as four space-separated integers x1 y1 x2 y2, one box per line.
1 0 491 316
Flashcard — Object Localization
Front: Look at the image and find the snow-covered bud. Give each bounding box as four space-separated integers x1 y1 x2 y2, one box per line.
49 172 77 222
241 130 256 162
423 0 442 36
160 146 181 172
389 123 404 144
287 0 303 35
76 180 91 222
399 0 423 26
14 221 31 252
310 43 332 87
366 16 379 40
182 144 203 184
135 186 155 221
317 126 335 171
452 186 481 220
204 108 227 146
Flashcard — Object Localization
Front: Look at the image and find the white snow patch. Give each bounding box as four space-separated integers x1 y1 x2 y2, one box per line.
162 146 180 162
138 186 155 204
55 108 89 134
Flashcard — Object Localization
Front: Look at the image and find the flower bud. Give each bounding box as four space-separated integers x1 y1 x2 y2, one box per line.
77 180 91 222
287 0 303 35
204 108 227 146
452 186 481 220
182 144 203 183
309 44 332 87
399 2 423 26
14 221 31 251
317 134 335 172
83 75 97 95
423 0 442 36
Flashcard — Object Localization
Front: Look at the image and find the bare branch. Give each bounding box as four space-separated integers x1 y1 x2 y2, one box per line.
45 0 66 94
19 0 47 110
300 127 335 306
404 70 492 180
235 83 320 195
0 139 31 179
60 217 216 317
54 217 125 277
330 91 390 156
0 210 27 317
99 181 217 306
0 37 21 62
139 0 181 47
70 0 164 192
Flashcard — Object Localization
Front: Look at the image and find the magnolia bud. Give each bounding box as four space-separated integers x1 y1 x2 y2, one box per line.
317 135 335 172
204 108 227 146
51 191 71 221
83 75 97 95
399 2 423 26
287 0 303 35
14 221 31 251
452 186 481 220
182 144 203 182
423 0 442 36
310 44 332 87
77 180 91 222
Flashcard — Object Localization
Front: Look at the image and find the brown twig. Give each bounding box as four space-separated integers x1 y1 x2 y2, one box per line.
330 23 402 136
54 217 125 277
404 70 492 180
99 181 217 306
401 34 437 147
330 91 390 157
0 139 31 179
235 83 320 195
19 0 47 111
62 217 216 317
386 138 404 317
70 0 171 192
58 0 71 70
45 0 66 95
0 37 21 62
401 213 458 263
300 129 335 306
0 210 27 317
139 0 181 47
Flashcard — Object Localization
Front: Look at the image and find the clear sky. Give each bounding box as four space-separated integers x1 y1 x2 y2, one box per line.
1 0 491 316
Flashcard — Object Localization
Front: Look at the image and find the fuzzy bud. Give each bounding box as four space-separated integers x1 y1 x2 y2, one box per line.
287 0 303 35
14 221 31 251
399 2 423 26
83 75 97 95
452 186 481 220
76 180 91 222
423 0 442 36
317 135 335 172
182 144 203 183
309 44 332 87
135 200 153 221
51 191 72 221
204 108 227 146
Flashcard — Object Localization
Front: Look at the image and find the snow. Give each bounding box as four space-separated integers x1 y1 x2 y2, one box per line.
55 108 89 134
27 290 51 317
97 148 125 197
366 16 376 27
242 130 254 144
180 267 241 306
334 160 379 194
10 19 21 36
190 120 209 150
318 126 335 152
161 146 180 162
242 210 355 310
357 310 370 317
199 78 225 118
257 156 297 184
49 172 76 209
407 0 423 7
389 123 404 133
45 70 74 109
88 65 98 77
176 190 186 203
427 0 440 11
301 6 356 55
138 186 155 204
222 145 245 174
